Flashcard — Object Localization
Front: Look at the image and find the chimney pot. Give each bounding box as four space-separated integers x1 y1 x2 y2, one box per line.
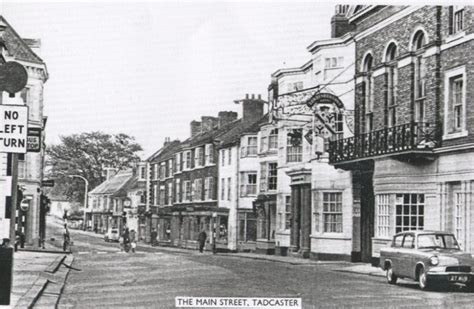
245 94 249 99
251 94 255 99
258 94 262 100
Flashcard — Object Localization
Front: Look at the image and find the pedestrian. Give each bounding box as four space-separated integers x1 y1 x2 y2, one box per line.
151 228 157 247
63 227 70 252
122 228 130 252
197 229 207 253
130 229 137 253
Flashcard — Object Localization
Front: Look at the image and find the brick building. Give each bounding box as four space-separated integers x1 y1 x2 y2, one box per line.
147 111 240 250
0 16 48 246
329 5 474 264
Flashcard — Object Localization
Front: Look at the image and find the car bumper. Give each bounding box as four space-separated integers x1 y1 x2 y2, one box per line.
427 270 474 284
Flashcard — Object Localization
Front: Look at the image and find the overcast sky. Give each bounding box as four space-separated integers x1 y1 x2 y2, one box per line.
2 1 335 157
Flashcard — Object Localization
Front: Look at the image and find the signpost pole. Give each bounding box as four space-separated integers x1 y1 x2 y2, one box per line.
9 154 18 243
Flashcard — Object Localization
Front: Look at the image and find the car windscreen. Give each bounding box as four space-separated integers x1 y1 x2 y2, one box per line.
111 231 118 234
417 234 460 250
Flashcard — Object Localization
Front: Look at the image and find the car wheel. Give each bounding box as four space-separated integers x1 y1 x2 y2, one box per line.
386 265 398 285
418 267 430 290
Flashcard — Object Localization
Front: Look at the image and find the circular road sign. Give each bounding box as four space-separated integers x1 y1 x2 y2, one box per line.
20 200 29 212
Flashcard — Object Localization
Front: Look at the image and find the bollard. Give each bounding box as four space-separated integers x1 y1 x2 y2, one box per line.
0 247 14 305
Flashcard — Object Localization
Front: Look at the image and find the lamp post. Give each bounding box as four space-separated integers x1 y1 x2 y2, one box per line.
68 175 89 231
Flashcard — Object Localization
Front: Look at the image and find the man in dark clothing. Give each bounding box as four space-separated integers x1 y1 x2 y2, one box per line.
197 230 207 253
151 228 157 247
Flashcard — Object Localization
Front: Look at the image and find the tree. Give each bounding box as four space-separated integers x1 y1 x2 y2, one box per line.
45 132 143 204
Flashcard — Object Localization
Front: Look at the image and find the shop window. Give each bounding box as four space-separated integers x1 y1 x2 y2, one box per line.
284 196 291 230
238 212 257 242
455 192 465 249
395 194 424 233
323 192 343 233
376 194 391 238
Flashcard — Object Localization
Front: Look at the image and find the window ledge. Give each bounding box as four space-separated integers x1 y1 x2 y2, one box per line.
446 31 466 44
311 234 349 240
443 130 468 140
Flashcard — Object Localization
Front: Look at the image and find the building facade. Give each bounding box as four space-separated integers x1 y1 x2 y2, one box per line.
329 5 474 264
268 5 356 260
0 17 48 246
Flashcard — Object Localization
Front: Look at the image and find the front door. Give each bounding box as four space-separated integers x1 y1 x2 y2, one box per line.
359 170 374 263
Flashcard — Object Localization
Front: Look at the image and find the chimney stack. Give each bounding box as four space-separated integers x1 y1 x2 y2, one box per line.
164 137 171 146
217 111 238 128
190 120 202 137
201 116 219 133
331 5 353 38
237 93 265 125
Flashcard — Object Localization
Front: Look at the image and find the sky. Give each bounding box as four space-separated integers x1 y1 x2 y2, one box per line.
1 0 335 158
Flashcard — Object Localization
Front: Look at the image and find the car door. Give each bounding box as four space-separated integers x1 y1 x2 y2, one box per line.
399 233 415 278
390 234 404 276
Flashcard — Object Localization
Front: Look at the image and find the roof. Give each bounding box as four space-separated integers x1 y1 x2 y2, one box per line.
112 175 144 197
0 16 44 64
184 119 241 148
89 170 134 196
217 114 269 149
149 140 181 163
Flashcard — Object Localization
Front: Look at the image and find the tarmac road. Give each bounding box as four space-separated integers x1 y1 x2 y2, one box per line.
50 223 474 308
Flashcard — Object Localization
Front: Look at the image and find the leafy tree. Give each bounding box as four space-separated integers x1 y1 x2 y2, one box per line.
45 132 143 204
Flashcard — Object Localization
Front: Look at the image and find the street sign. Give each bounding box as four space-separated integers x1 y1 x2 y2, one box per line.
0 105 28 153
0 62 28 94
42 179 55 187
27 127 41 152
20 200 29 212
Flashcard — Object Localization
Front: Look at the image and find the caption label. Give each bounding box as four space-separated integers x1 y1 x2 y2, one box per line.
175 297 302 308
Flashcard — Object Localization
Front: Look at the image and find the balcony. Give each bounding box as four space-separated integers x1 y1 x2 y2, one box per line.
329 122 438 166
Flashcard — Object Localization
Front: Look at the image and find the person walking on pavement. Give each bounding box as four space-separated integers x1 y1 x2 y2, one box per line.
151 228 157 247
130 229 137 253
197 229 207 253
63 226 71 252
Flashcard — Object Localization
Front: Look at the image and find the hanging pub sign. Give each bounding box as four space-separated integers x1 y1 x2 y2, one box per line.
27 127 42 152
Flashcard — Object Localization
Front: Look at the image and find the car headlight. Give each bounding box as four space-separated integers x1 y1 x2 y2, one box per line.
430 256 439 266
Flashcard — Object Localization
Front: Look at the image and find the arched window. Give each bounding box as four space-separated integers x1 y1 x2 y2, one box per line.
412 30 427 123
385 42 397 62
385 43 398 127
362 53 374 133
412 30 426 51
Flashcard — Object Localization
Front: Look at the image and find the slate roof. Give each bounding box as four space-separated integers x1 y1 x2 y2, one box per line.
89 170 134 196
0 16 44 64
112 175 144 197
185 119 241 148
217 114 269 149
149 140 181 163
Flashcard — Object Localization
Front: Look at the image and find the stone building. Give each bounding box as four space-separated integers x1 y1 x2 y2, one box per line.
329 5 474 264
267 5 356 260
0 16 48 246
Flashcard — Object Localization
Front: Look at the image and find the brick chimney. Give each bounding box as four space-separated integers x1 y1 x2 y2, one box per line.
163 137 171 146
238 93 265 125
331 5 353 38
217 111 238 128
201 116 218 133
190 121 202 137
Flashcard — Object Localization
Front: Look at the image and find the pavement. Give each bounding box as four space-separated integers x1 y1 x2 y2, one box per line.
334 263 385 278
3 248 74 309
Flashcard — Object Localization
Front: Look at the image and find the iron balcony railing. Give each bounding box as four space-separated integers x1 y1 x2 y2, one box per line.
329 122 437 163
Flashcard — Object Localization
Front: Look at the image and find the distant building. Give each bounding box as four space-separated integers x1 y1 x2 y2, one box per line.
49 198 71 219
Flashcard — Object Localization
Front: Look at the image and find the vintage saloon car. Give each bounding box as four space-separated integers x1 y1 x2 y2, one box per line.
380 231 474 290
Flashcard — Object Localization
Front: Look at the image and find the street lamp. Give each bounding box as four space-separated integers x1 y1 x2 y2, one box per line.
67 175 89 231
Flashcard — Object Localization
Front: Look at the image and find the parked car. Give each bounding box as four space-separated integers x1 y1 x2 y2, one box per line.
104 228 120 242
380 230 474 290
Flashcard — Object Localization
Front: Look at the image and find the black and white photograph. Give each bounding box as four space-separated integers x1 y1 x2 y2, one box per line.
1 1 474 308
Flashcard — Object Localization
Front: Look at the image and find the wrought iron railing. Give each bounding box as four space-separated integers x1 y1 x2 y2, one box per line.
329 122 437 163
